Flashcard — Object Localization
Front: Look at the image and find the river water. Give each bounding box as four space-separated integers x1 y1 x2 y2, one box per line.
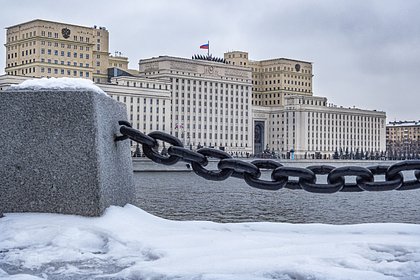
133 162 420 224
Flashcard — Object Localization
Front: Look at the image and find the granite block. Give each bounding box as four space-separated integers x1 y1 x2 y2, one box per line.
0 89 134 216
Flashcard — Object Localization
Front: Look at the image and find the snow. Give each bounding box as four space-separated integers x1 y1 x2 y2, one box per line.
9 77 107 95
1 205 419 279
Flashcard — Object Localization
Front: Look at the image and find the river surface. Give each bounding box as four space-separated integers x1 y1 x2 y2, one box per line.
133 161 420 224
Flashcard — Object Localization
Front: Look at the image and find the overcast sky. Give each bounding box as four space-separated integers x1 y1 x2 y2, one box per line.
1 0 419 121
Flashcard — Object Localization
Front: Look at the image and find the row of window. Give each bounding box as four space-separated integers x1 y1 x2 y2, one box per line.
172 136 249 149
116 80 169 90
116 95 167 105
174 113 248 123
254 87 310 93
252 66 311 74
131 114 165 123
174 131 249 142
175 97 248 105
173 78 250 89
6 40 36 51
254 73 311 80
227 53 247 59
228 61 247 66
172 123 248 132
39 58 90 68
6 59 91 69
39 68 90 77
143 71 251 83
39 30 92 43
254 79 311 86
40 41 91 50
39 49 91 59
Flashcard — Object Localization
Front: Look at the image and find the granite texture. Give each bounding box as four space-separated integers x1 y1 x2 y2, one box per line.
0 89 134 217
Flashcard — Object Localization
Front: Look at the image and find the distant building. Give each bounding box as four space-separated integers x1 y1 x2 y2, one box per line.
4 19 128 84
386 121 420 159
225 51 386 159
3 19 388 158
138 55 253 155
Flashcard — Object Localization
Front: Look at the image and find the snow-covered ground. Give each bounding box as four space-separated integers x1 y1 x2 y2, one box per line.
1 205 419 280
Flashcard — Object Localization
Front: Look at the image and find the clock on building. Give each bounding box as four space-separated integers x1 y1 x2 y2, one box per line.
295 64 301 72
61 28 71 39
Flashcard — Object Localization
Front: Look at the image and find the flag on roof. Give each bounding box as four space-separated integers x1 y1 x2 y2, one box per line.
200 43 209 49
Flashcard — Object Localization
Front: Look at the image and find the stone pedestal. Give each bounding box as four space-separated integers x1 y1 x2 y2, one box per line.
0 89 134 217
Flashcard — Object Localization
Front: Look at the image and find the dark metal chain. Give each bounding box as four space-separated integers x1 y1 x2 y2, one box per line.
117 122 420 193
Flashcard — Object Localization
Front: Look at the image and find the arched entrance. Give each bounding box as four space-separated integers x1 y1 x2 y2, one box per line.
254 121 264 155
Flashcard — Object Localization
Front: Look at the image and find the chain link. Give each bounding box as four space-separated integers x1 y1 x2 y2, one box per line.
118 124 420 193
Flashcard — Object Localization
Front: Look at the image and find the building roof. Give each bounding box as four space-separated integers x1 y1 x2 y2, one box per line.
387 121 420 127
250 57 312 65
5 19 104 31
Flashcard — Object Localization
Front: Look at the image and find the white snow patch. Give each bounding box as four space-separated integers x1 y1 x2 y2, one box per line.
0 204 419 279
10 77 107 95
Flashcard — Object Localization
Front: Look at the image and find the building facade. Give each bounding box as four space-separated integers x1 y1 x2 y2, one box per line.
3 19 388 158
386 121 420 159
253 95 386 159
138 56 253 155
225 51 386 158
5 19 126 84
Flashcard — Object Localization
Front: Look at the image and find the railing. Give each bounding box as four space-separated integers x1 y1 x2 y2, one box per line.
117 121 420 193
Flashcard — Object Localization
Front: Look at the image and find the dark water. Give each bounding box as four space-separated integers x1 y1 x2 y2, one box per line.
133 168 420 224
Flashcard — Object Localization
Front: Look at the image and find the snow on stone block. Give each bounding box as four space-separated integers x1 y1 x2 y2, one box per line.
0 87 134 217
9 77 107 95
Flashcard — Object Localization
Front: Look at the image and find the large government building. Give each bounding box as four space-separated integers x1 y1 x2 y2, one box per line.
225 51 386 159
138 56 253 155
5 19 128 84
386 121 420 159
2 19 387 158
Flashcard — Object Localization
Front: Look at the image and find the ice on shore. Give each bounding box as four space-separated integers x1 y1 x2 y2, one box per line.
0 204 419 279
9 77 107 95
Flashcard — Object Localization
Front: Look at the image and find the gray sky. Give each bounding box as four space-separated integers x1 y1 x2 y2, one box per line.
1 0 419 121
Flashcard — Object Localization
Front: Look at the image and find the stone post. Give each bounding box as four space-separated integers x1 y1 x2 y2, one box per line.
0 87 135 217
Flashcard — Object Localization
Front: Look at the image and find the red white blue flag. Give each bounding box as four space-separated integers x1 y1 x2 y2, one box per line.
200 43 209 49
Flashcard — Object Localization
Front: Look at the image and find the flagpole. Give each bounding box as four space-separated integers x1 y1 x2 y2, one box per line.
208 40 210 57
